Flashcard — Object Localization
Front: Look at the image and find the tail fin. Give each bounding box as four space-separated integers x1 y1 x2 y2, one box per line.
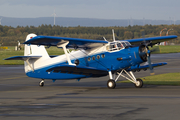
25 33 49 58
24 34 50 72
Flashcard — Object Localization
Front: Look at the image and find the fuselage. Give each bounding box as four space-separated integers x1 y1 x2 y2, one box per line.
26 41 146 80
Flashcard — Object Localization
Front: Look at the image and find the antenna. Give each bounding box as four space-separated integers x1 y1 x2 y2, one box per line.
52 9 56 26
0 18 2 25
112 29 115 42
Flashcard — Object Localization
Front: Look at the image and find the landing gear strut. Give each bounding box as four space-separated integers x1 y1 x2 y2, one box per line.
39 80 44 87
107 70 144 89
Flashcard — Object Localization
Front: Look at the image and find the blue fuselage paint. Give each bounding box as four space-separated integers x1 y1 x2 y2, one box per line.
26 46 144 80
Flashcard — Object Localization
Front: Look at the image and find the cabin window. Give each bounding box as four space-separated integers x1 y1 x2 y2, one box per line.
88 57 91 61
92 56 95 60
97 55 100 59
101 54 105 58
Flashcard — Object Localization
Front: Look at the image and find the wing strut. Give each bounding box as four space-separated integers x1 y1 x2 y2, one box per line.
25 58 34 72
57 41 75 66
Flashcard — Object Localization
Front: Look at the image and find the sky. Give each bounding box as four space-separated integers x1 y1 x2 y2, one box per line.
0 0 179 20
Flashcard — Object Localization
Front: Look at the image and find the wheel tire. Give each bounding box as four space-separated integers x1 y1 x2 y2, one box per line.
39 81 44 87
107 80 116 89
134 78 143 88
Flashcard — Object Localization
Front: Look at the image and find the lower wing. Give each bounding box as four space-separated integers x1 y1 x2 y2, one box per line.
46 65 108 77
128 62 167 71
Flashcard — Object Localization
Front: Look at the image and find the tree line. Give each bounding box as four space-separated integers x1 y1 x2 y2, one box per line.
0 24 179 46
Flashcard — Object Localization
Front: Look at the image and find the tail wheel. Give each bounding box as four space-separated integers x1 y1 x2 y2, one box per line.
107 80 116 89
39 80 44 87
134 78 143 88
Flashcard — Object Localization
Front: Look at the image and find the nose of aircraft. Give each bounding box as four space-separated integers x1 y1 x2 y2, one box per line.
139 45 148 62
138 45 154 74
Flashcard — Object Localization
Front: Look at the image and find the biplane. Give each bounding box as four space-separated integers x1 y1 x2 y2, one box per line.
5 30 177 89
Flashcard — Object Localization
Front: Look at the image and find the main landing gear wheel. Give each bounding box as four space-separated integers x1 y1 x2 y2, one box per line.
39 80 44 87
134 78 143 88
107 80 116 89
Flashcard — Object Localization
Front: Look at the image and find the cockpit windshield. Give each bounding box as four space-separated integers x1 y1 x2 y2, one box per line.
106 41 131 52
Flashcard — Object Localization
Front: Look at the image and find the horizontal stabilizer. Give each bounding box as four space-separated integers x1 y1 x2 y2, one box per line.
5 56 42 61
46 65 108 77
128 62 167 71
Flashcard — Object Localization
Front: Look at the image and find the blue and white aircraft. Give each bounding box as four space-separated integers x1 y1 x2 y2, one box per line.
5 30 177 89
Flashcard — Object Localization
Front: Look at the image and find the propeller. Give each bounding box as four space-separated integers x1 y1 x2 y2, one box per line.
141 31 154 75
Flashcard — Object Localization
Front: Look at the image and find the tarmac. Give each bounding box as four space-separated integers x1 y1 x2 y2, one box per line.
1 53 180 120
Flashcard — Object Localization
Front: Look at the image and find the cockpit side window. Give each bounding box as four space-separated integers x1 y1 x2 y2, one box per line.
110 44 117 51
125 42 131 46
122 42 127 47
106 41 131 52
107 42 123 51
117 43 123 50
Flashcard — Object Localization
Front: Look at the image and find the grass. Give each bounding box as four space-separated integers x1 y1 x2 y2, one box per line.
142 73 180 85
119 73 180 86
0 46 24 65
0 46 64 65
150 45 180 54
1 45 180 65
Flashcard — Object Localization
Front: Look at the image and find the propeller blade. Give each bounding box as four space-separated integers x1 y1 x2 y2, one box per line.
146 50 154 75
147 55 154 75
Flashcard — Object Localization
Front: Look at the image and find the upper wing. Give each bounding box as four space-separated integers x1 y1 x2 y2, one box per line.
122 35 177 45
24 36 108 49
24 35 177 49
